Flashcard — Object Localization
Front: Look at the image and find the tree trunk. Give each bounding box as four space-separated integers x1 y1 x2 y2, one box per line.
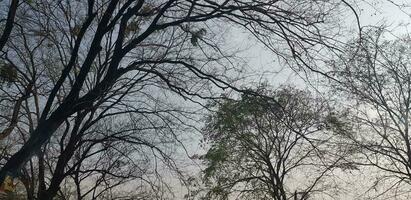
0 112 67 183
0 0 18 51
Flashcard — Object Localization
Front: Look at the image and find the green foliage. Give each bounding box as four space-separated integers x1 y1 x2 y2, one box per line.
201 85 352 199
204 144 228 178
70 25 81 36
325 111 352 137
0 62 17 83
190 28 206 46
140 4 155 16
125 21 140 37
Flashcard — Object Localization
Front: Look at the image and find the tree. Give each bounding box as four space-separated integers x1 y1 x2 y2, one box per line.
0 0 357 198
0 0 19 51
201 86 353 200
37 109 187 200
328 28 411 198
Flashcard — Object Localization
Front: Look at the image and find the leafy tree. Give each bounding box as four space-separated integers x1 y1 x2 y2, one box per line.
201 86 353 200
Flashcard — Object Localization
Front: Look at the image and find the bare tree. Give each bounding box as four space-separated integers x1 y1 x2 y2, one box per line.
327 28 411 198
3 56 197 199
42 105 192 200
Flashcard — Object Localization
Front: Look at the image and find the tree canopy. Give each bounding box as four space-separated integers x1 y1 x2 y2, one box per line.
201 86 354 200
